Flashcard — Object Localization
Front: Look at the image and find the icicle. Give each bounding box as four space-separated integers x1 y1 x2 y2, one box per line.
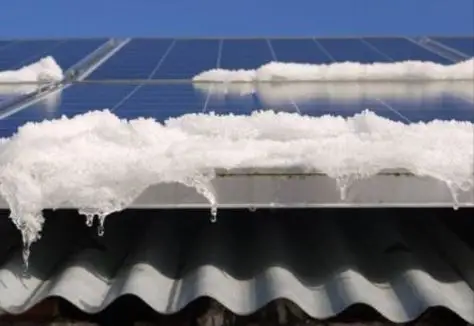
445 181 461 210
97 214 106 236
9 214 42 273
210 205 218 223
85 213 94 227
182 174 218 223
335 175 354 201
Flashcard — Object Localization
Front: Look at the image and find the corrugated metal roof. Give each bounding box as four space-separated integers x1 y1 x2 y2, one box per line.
0 208 473 323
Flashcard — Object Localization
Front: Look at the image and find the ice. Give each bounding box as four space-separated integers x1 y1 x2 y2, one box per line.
0 109 472 267
193 59 474 82
0 56 64 89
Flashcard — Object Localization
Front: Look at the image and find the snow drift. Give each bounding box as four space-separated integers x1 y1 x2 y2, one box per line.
0 56 64 92
192 59 474 82
0 109 472 266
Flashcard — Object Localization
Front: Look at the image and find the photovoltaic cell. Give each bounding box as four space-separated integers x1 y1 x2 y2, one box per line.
363 38 453 64
316 38 390 63
83 38 459 80
0 39 107 71
269 39 332 63
46 39 108 70
152 40 219 79
0 41 13 49
0 40 59 70
379 94 474 122
86 39 174 80
432 37 474 56
3 80 472 138
220 39 273 70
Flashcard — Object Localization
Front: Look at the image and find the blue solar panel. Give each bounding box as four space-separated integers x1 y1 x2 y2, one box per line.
0 40 59 70
86 39 174 80
220 40 273 70
1 81 471 138
289 83 474 123
378 93 474 122
270 39 332 63
0 39 107 71
0 41 14 49
316 38 390 63
84 38 459 81
46 39 108 70
153 40 219 79
432 37 474 56
363 38 452 64
0 83 207 137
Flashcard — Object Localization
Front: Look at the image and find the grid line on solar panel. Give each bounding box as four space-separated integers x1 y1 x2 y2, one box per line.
432 37 474 56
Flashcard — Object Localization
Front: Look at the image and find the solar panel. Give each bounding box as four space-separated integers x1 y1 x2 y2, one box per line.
269 39 332 63
86 39 174 80
0 39 108 71
83 38 459 81
432 37 474 56
1 80 472 138
363 37 453 63
315 38 391 63
0 40 59 70
220 39 273 70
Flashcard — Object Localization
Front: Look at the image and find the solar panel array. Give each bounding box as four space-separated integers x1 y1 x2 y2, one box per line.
0 36 473 137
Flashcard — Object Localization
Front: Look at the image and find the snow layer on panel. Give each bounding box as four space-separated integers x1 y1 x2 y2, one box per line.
0 109 472 267
0 57 64 92
193 59 474 82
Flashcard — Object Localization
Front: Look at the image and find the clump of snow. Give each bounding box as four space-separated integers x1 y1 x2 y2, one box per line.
192 59 474 82
0 56 64 90
0 109 472 266
193 81 474 104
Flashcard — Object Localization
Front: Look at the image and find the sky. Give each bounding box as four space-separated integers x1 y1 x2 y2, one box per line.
0 0 473 38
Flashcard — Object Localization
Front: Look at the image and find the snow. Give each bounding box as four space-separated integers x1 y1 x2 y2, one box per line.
0 109 472 266
192 59 474 82
193 81 474 104
0 56 64 91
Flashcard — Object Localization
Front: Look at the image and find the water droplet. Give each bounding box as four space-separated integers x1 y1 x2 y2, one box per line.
446 181 461 211
97 214 106 236
85 214 94 227
249 206 257 212
97 224 105 236
210 206 218 223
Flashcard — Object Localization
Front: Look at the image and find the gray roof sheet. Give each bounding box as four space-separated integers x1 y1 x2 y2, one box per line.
0 208 473 323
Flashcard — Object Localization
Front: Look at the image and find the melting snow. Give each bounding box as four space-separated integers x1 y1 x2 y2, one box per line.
0 56 64 93
0 109 472 267
192 59 474 82
193 81 474 103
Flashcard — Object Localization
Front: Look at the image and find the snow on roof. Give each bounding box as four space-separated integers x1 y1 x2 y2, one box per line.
1 57 474 268
193 59 474 82
0 56 64 90
0 109 472 267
